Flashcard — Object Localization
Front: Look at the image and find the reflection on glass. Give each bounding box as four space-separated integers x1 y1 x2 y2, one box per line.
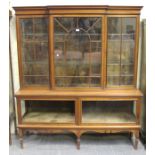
107 65 120 76
107 76 119 86
121 64 134 75
54 17 102 87
120 76 134 85
21 19 33 40
35 42 48 61
90 77 100 87
20 17 49 86
24 76 49 85
107 17 136 86
56 77 89 87
22 42 34 61
23 63 49 75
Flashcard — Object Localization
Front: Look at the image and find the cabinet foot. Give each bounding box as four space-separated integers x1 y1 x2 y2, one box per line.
132 131 139 150
19 129 24 149
133 138 138 150
9 132 12 145
19 138 24 149
77 137 80 150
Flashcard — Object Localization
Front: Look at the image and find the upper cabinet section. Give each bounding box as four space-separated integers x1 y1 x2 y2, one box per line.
14 5 142 89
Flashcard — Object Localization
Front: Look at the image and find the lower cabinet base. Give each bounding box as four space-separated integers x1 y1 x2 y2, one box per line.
17 128 140 150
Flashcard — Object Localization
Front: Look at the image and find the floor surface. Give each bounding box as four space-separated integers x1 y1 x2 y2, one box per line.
9 134 146 155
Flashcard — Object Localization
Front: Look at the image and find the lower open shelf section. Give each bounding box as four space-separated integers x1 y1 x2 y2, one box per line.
16 89 142 149
23 111 75 123
22 100 75 124
22 100 137 124
82 101 136 124
17 99 141 150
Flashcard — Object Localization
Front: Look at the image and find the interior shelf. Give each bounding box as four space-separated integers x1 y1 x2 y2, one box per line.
23 111 75 123
82 111 136 123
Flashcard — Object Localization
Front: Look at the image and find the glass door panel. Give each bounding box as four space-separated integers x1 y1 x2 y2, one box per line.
107 18 121 85
107 17 136 86
120 18 136 85
54 17 102 87
20 17 49 86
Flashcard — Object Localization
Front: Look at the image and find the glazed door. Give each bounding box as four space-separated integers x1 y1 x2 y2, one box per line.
106 17 137 87
18 16 50 87
53 17 102 87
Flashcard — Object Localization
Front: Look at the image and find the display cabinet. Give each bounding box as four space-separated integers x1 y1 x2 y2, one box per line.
14 5 143 149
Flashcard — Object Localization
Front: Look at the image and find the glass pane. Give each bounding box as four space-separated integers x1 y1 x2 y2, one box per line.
20 17 49 86
121 64 134 75
21 19 33 41
54 17 102 87
23 63 49 75
120 18 136 85
22 42 34 61
107 76 119 86
108 17 121 34
35 42 48 61
107 18 121 86
91 63 101 76
34 18 48 41
91 42 101 76
107 17 121 64
90 77 100 87
107 17 136 86
107 40 121 64
56 77 89 87
107 64 120 76
55 77 72 87
24 76 49 85
120 76 134 85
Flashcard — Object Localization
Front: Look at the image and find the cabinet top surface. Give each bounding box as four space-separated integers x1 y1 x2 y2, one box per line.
13 5 143 9
15 89 143 98
13 5 143 15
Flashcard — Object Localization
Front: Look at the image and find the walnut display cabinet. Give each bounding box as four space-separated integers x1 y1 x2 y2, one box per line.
14 5 143 149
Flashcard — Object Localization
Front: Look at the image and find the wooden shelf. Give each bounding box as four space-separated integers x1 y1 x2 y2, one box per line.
15 89 143 98
23 111 75 123
83 112 136 123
